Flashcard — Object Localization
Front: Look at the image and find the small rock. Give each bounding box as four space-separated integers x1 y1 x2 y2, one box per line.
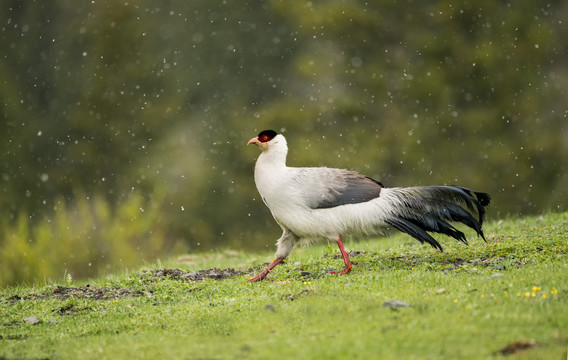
487 273 505 279
293 262 301 266
383 300 410 308
436 288 446 294
24 316 41 325
181 272 197 280
264 304 276 312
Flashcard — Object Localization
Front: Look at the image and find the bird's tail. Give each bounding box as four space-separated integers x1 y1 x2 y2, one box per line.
383 185 491 251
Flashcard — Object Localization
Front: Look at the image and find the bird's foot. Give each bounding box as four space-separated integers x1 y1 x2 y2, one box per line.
248 272 268 282
247 258 284 282
331 235 357 276
330 260 358 275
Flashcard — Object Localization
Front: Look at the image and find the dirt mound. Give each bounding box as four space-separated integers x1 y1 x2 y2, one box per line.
147 267 247 281
5 267 248 302
7 285 138 301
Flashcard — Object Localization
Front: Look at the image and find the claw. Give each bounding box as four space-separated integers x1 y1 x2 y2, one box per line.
330 260 358 275
248 273 267 282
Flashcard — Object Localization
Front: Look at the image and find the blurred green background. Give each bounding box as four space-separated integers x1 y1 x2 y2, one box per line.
1 0 567 286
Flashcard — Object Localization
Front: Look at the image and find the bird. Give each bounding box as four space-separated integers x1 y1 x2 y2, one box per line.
247 129 491 282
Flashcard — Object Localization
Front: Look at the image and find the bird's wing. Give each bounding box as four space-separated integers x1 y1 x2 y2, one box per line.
291 167 383 209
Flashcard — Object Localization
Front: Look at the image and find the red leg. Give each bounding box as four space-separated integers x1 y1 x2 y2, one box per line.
248 258 284 282
330 235 357 275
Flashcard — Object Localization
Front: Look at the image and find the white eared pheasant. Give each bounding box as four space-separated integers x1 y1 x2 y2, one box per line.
247 130 490 282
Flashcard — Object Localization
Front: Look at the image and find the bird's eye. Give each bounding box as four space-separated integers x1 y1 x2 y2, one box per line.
257 130 277 143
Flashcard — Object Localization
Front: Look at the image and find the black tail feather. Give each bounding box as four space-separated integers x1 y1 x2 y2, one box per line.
425 198 485 240
385 217 443 251
387 185 491 251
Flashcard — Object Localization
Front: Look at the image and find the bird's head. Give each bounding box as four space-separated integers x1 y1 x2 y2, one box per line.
247 129 282 152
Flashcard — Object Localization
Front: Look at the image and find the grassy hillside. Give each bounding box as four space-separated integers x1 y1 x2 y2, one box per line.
1 213 567 359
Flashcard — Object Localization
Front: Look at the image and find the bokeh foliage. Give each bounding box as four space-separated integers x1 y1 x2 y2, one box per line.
1 0 567 285
0 191 168 286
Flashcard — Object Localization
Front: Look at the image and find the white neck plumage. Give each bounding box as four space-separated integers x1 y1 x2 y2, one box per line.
257 134 288 168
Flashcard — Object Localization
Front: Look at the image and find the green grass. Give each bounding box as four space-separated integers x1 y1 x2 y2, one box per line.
1 213 567 359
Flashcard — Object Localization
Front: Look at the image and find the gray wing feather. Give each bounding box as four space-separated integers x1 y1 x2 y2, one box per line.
292 168 382 209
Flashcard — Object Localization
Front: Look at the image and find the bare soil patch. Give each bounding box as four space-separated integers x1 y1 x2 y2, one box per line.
5 267 249 302
146 267 247 281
